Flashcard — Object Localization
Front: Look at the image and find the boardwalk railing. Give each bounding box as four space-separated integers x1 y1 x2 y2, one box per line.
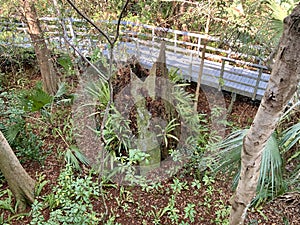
0 17 271 100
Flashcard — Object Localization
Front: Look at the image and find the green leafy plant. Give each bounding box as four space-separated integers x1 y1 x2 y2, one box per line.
210 129 286 206
30 164 100 225
20 82 53 112
156 118 179 147
165 195 180 224
183 203 196 223
148 205 169 225
0 185 15 214
0 91 46 163
214 199 230 225
53 115 89 171
170 178 188 194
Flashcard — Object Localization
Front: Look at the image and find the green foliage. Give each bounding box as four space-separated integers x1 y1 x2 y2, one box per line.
265 0 297 44
19 82 71 115
0 91 46 163
65 145 90 171
183 203 196 223
86 78 110 111
20 82 53 112
156 118 180 147
53 115 89 171
170 178 188 194
214 200 230 225
0 45 36 74
57 54 74 75
0 185 15 213
0 184 29 224
210 122 300 206
102 105 132 154
30 165 100 225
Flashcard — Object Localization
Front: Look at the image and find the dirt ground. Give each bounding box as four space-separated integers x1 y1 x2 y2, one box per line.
1 62 299 225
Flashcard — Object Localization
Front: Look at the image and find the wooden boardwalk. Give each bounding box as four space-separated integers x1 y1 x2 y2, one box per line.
108 41 270 100
1 17 271 100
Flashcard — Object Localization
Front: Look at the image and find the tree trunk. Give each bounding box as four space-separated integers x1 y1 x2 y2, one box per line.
194 12 210 111
229 4 300 225
22 0 58 95
0 131 36 211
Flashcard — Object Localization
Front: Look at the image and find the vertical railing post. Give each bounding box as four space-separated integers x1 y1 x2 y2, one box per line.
68 18 76 45
219 58 226 91
253 67 263 100
174 33 177 53
136 39 141 61
21 20 28 45
188 53 193 81
197 37 201 55
152 27 155 53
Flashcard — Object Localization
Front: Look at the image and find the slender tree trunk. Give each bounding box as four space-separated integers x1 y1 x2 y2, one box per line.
194 13 210 111
22 0 58 95
0 131 36 211
229 4 300 224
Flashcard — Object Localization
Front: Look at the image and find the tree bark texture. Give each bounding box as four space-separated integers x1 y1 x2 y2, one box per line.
229 4 300 225
0 131 36 211
22 0 58 95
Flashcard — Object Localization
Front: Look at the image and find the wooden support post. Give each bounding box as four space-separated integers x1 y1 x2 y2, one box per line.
219 58 226 91
227 92 236 114
136 40 141 61
252 67 263 100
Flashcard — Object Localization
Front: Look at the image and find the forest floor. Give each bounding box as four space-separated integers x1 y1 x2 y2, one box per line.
1 63 299 225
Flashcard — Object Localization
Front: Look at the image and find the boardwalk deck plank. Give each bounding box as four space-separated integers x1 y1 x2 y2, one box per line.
119 42 269 100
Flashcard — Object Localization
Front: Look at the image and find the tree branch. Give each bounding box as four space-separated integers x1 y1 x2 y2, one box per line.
65 0 112 46
112 0 130 45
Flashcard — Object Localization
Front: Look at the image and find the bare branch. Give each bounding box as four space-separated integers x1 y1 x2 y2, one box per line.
113 0 130 45
65 0 112 46
63 37 108 81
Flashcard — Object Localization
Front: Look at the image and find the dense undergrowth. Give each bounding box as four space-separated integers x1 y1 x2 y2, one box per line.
0 47 299 225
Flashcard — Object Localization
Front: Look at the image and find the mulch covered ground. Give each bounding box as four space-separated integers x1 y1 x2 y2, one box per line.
1 61 299 225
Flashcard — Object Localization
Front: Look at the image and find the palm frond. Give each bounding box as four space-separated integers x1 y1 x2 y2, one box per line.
211 129 284 204
3 122 25 144
20 84 53 112
86 79 110 109
65 145 90 171
54 82 68 99
280 122 300 154
257 133 283 200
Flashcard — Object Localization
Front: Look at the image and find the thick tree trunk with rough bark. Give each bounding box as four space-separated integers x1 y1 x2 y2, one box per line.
22 0 58 95
229 4 300 225
0 131 36 211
